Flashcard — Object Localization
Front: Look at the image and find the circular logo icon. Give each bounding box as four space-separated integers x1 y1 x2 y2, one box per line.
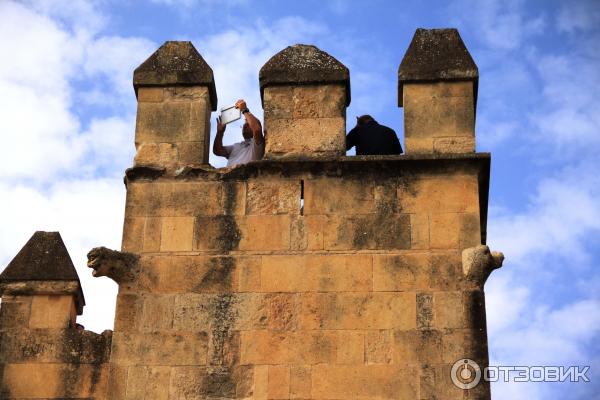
451 358 482 389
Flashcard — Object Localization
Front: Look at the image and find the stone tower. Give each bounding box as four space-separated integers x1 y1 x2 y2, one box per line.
0 29 504 399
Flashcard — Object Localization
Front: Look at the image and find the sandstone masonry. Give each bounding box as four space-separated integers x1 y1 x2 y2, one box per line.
0 28 503 399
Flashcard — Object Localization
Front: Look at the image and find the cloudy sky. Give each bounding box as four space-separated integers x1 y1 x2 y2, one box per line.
1 0 598 398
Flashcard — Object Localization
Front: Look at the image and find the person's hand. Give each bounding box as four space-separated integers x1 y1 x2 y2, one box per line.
216 117 226 134
235 99 247 111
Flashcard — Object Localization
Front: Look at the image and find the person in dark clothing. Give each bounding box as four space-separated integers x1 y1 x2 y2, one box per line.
346 115 403 155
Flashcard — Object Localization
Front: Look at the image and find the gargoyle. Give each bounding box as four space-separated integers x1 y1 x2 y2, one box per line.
87 247 140 285
462 245 504 286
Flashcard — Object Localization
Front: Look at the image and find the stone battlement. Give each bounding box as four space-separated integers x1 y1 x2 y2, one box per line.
0 28 503 399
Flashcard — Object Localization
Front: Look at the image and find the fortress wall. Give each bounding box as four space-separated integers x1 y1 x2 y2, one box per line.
1 29 498 400
107 155 490 399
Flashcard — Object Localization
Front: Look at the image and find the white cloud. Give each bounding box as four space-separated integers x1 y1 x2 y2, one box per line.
557 0 600 34
449 0 545 51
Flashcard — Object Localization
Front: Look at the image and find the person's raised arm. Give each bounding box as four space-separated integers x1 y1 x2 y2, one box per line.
212 117 229 157
235 99 264 145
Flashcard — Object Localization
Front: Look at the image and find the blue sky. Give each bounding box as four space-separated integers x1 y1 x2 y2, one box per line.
0 1 599 398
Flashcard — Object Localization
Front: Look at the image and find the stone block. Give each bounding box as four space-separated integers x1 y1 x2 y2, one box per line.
237 256 262 292
268 365 290 399
290 365 311 399
299 292 416 330
253 365 269 400
126 366 171 400
304 179 374 215
311 364 418 399
263 86 294 119
336 331 364 364
122 217 145 252
434 291 465 329
323 214 411 250
373 254 430 291
392 329 443 364
430 212 460 249
194 216 242 252
111 331 208 365
292 84 346 119
403 81 475 140
173 293 267 332
261 254 372 292
106 365 128 400
114 293 142 332
140 295 175 332
442 328 488 364
434 136 475 153
134 142 178 166
143 217 162 252
397 175 479 214
290 215 307 251
1 363 107 398
178 140 209 165
267 293 298 331
135 102 192 143
0 295 31 329
238 215 291 251
429 252 464 291
0 329 110 364
365 330 392 364
137 87 164 102
306 215 325 250
160 216 195 251
240 330 337 364
169 366 249 399
460 212 482 249
164 86 210 102
404 137 433 153
416 292 433 329
246 180 301 215
139 255 245 294
29 294 76 329
410 213 430 249
265 117 346 156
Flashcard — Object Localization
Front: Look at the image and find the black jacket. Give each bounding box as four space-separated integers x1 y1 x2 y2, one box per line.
346 121 402 155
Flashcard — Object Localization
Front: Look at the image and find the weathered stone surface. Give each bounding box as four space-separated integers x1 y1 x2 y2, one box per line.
311 364 418 399
324 214 411 250
28 294 76 329
299 292 416 330
264 116 346 156
111 331 208 365
259 44 350 105
134 41 217 110
1 362 108 399
261 255 372 292
0 329 111 364
398 28 478 106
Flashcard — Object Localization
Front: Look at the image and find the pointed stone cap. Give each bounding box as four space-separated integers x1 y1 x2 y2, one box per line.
134 41 218 111
398 28 478 106
259 44 350 106
0 231 85 314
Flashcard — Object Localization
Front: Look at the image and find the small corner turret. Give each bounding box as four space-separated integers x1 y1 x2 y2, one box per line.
259 44 350 158
399 28 479 154
133 41 217 170
0 231 84 327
